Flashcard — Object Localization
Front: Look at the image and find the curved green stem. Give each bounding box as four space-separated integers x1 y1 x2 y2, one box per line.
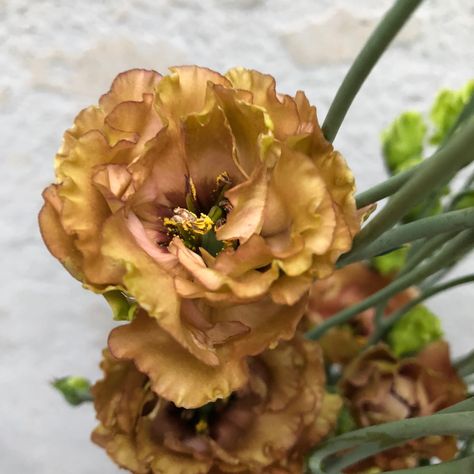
355 85 474 209
322 0 423 142
400 232 456 277
307 406 474 473
368 273 474 344
350 117 474 254
383 456 474 473
356 164 419 209
338 208 474 267
306 230 474 340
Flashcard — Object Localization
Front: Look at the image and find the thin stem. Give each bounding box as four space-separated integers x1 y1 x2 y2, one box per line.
338 208 474 267
349 117 474 255
306 231 474 340
400 233 456 277
376 457 474 474
356 164 419 209
368 274 474 344
322 0 423 142
307 409 474 473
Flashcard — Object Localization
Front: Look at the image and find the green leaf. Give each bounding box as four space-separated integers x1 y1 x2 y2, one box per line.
387 305 443 357
372 246 409 276
103 290 138 321
430 80 474 145
381 111 426 173
52 376 93 406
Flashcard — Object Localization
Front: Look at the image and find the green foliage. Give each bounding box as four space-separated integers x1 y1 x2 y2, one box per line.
104 290 137 321
380 80 474 224
371 246 408 276
387 305 443 357
381 111 426 173
430 80 474 145
52 376 93 406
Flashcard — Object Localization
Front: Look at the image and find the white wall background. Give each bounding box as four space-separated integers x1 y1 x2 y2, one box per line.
1 0 473 472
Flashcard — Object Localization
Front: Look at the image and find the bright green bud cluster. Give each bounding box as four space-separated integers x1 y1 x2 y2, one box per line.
372 246 408 276
430 80 474 145
52 376 93 406
387 305 443 357
381 111 426 174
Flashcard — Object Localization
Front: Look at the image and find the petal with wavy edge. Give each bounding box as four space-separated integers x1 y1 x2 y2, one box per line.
225 67 301 139
39 185 84 280
101 213 220 366
216 165 268 243
154 66 230 128
108 312 249 409
213 84 270 177
182 101 246 210
99 69 162 114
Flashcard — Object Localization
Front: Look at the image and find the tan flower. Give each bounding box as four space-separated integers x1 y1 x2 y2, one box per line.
39 67 359 403
339 341 466 472
305 263 415 364
92 336 338 474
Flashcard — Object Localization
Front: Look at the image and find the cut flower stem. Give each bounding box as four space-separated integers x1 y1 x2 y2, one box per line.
368 274 474 344
306 230 474 340
322 0 423 142
349 117 474 255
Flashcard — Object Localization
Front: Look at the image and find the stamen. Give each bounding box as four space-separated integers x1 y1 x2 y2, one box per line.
195 419 209 434
162 172 237 256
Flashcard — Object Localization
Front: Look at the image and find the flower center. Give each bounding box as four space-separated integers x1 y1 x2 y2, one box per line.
178 397 233 435
163 173 235 256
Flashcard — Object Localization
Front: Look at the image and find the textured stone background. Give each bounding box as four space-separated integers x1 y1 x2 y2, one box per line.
1 0 473 472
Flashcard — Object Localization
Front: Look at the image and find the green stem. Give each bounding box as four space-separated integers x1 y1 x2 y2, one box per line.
307 407 474 473
355 85 474 210
368 273 474 344
356 164 419 209
349 117 474 254
338 208 474 267
400 232 456 277
383 457 474 473
306 231 474 340
322 0 423 142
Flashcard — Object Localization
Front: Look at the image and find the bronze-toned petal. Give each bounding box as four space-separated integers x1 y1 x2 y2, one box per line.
99 69 162 114
108 311 249 409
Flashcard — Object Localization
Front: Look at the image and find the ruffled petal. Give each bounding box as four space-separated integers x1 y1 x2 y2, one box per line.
108 311 249 409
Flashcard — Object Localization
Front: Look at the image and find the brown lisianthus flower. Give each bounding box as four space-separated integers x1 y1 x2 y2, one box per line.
39 67 360 405
338 341 467 472
91 336 341 474
305 263 415 364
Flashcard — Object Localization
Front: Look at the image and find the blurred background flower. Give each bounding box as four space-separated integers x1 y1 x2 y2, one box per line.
1 0 473 472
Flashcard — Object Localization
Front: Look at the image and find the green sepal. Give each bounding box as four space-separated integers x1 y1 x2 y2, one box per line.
381 111 426 174
104 290 138 321
387 305 443 357
52 376 93 406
